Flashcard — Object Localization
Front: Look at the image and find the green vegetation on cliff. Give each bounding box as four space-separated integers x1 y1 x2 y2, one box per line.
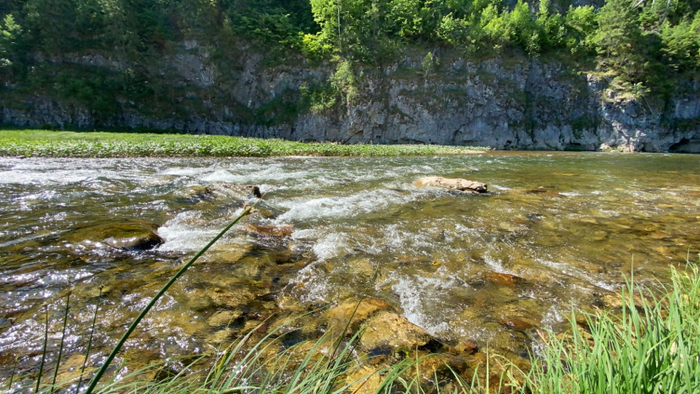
0 0 698 127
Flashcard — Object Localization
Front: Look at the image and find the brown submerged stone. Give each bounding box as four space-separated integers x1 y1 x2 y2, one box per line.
346 366 383 394
326 297 394 335
447 339 479 355
484 272 525 287
65 220 164 251
498 317 538 331
413 176 488 193
359 311 431 351
246 224 294 237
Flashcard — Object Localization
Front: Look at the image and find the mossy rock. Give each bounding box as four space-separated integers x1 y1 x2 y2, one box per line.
64 220 164 251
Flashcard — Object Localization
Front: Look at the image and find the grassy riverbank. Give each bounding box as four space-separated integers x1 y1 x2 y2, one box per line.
523 261 700 394
0 130 487 157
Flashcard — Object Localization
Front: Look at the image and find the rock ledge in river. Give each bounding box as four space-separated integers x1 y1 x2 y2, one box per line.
414 177 488 193
65 220 164 251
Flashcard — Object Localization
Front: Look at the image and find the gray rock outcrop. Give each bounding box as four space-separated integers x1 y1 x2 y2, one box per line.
1 47 698 152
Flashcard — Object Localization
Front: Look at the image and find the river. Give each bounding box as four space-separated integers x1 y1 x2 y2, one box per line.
1 152 699 389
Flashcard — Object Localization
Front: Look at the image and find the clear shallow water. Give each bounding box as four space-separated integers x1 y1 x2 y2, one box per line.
1 152 699 386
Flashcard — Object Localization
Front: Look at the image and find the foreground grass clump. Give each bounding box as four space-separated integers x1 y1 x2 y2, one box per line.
0 130 487 157
523 261 700 394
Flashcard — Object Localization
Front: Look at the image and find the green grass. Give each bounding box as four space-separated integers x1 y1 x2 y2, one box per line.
521 260 700 394
0 130 488 158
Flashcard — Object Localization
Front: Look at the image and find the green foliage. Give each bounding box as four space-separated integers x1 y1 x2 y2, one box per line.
591 0 643 69
421 51 437 75
301 31 335 59
227 0 315 48
563 5 597 56
0 14 20 69
389 0 425 38
0 129 488 157
330 59 359 105
661 11 700 71
1 0 699 119
300 81 337 113
523 261 700 394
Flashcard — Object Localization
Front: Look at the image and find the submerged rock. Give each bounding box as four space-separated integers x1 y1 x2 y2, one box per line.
179 183 258 203
346 366 383 394
208 310 243 327
65 220 164 251
413 176 488 193
246 224 294 238
326 297 395 335
498 317 538 331
359 311 431 351
483 272 525 287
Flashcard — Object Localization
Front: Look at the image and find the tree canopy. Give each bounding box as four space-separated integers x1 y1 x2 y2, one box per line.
0 0 698 116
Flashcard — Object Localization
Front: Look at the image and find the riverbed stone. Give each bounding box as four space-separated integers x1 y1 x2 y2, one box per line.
447 339 479 356
65 220 164 251
359 311 431 351
208 327 237 344
346 366 383 394
483 272 525 287
327 297 395 335
409 352 469 377
246 223 294 237
179 183 254 203
209 288 256 309
413 176 488 193
208 310 243 327
498 317 538 331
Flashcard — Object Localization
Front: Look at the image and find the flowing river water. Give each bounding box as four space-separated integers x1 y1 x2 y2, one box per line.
1 152 699 389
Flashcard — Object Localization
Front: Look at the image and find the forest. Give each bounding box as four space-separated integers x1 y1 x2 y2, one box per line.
0 0 699 120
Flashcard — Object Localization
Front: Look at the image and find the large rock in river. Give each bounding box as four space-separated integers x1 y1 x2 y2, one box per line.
65 220 164 251
359 311 431 351
414 177 488 193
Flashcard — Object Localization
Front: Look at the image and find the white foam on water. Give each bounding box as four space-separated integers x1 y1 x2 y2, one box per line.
540 304 564 331
276 189 417 223
483 251 509 273
157 209 247 252
537 258 617 291
380 224 437 252
200 169 239 183
0 170 97 185
311 232 352 262
292 261 332 303
385 272 461 337
160 167 205 176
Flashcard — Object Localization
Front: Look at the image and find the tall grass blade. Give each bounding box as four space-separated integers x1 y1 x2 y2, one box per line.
35 306 49 394
523 260 700 394
84 198 263 394
76 286 101 394
7 356 18 394
50 291 71 394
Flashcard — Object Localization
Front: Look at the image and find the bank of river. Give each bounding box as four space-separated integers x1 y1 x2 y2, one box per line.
0 130 486 157
1 152 699 390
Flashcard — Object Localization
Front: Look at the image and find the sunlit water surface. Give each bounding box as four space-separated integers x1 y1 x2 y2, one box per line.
1 152 699 387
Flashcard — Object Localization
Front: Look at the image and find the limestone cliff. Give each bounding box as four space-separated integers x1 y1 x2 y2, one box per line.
2 44 698 152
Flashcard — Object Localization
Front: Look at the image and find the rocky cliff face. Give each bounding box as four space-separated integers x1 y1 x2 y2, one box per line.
2 44 699 152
